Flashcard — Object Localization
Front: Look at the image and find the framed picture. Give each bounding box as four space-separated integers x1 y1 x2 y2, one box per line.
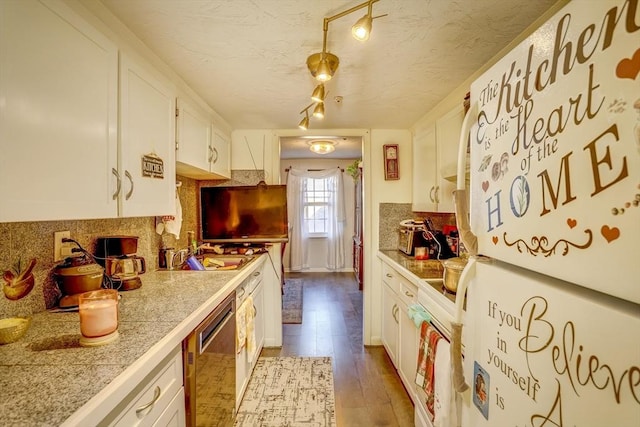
383 144 399 180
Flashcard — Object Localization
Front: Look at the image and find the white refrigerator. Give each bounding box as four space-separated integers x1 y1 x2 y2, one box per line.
454 0 640 426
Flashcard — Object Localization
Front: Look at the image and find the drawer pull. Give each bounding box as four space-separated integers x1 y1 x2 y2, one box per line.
385 273 393 278
136 386 161 415
404 290 414 298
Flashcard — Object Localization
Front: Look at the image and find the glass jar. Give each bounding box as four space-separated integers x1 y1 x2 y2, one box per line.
78 289 119 346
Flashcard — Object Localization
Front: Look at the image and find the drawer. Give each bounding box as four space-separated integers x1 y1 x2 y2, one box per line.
382 262 399 292
107 347 183 427
398 279 418 306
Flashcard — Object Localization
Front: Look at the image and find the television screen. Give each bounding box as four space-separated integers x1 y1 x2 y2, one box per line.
200 185 289 243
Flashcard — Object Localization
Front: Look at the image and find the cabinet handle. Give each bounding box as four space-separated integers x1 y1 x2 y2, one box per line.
392 304 399 323
385 273 393 278
208 145 219 164
429 186 435 203
237 287 246 299
404 290 414 298
136 385 161 415
435 186 440 203
111 168 121 200
253 271 261 277
125 170 134 200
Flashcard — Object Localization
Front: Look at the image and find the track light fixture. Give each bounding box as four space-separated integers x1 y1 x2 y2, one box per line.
311 84 325 103
313 102 325 119
298 0 386 129
298 104 312 130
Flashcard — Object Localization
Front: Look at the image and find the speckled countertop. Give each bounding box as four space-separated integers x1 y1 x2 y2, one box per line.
0 256 265 427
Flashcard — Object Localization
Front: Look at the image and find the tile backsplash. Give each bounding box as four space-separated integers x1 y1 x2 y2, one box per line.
378 203 456 250
0 170 264 318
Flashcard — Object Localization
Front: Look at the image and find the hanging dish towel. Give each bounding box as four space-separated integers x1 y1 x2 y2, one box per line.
245 296 256 363
236 298 249 352
162 191 182 239
416 321 443 422
433 338 459 427
408 303 431 327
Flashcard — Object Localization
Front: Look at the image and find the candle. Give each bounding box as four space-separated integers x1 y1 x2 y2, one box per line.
79 290 119 338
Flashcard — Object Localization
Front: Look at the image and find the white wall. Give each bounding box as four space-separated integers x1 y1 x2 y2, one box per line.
279 158 358 272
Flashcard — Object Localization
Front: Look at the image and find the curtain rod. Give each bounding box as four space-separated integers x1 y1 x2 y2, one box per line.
284 166 344 172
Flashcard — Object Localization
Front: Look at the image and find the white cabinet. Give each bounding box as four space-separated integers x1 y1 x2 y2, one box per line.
412 104 464 213
210 126 231 178
231 130 278 184
175 97 230 180
380 259 420 405
262 244 283 347
119 53 176 217
381 281 400 364
102 347 185 427
0 0 118 222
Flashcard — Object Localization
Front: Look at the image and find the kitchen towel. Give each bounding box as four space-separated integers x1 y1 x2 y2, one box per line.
245 296 256 363
236 298 249 352
433 338 459 427
415 321 443 421
408 303 431 328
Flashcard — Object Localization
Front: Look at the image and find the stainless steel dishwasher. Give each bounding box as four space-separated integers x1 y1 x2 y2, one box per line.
183 292 236 427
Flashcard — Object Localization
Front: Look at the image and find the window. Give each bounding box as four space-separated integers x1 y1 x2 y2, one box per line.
303 177 330 236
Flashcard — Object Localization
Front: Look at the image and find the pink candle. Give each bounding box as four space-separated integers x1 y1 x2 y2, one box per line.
79 291 118 338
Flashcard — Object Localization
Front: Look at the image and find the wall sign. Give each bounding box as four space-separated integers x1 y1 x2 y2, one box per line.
383 144 399 180
142 153 164 179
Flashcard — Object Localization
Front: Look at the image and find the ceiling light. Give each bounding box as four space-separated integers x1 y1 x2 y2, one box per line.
309 140 335 155
312 102 325 119
311 84 325 103
298 115 309 130
307 52 339 82
352 5 373 41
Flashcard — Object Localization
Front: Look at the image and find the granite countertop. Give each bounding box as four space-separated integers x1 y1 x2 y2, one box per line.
378 249 456 305
0 256 266 427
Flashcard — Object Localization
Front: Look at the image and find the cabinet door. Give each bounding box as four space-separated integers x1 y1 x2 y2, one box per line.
119 54 176 217
412 124 438 212
175 97 211 177
435 104 464 213
381 282 399 366
262 244 283 347
253 279 265 354
0 0 118 222
210 126 231 178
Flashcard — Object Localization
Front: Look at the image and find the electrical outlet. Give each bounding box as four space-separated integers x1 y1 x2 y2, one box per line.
54 231 72 262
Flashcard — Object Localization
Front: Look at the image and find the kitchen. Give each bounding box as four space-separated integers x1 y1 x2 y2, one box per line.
2 0 638 426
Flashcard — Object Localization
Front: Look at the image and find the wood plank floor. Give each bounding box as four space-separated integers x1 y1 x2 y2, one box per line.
260 272 415 427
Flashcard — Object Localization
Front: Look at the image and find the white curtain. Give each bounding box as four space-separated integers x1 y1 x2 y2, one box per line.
286 167 346 271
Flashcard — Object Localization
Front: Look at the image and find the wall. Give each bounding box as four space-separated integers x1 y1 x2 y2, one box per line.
279 158 358 272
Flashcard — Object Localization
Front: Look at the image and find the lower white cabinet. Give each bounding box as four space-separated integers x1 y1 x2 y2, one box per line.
102 346 185 427
381 281 399 364
380 260 420 405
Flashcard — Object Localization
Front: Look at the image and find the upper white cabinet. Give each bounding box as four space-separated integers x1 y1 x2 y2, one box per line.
119 53 176 217
412 104 464 213
210 126 231 179
0 0 118 222
175 97 230 180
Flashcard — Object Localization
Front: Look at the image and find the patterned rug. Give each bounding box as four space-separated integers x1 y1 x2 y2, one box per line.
282 279 303 324
235 357 336 426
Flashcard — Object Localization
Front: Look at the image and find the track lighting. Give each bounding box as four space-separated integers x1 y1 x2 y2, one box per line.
299 0 386 126
298 115 309 130
313 102 325 119
311 84 325 103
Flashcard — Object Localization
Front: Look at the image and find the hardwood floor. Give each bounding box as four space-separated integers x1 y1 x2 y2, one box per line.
260 272 415 427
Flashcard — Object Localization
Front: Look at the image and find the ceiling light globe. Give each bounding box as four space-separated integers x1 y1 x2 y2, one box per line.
309 141 335 155
312 103 325 119
352 15 372 41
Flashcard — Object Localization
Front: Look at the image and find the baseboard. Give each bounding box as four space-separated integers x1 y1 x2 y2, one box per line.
284 267 355 273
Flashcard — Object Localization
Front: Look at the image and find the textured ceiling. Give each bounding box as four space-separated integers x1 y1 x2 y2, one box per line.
100 0 558 157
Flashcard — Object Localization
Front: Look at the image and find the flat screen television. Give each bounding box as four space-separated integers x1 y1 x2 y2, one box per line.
200 185 289 243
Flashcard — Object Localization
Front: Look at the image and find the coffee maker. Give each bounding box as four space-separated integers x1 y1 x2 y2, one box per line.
95 236 146 291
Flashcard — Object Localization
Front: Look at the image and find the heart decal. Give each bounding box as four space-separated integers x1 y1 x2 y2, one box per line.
482 181 489 192
492 236 499 245
601 225 620 243
567 218 577 229
616 48 640 80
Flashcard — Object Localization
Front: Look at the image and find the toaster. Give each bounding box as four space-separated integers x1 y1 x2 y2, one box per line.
398 220 428 256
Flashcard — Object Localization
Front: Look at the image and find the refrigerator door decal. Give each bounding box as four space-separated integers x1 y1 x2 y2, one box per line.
467 0 640 303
